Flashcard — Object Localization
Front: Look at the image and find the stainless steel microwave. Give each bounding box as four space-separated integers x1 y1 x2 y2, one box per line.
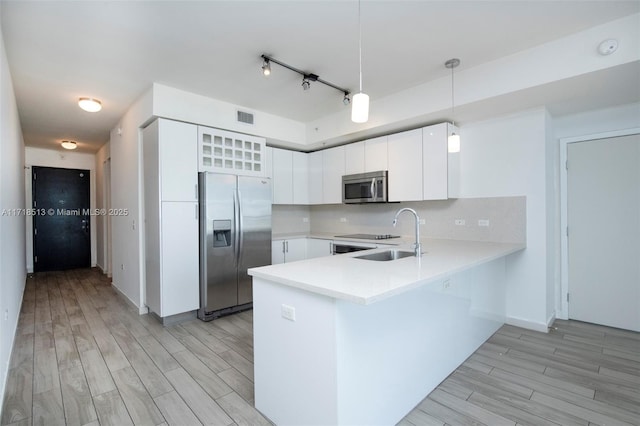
342 170 388 204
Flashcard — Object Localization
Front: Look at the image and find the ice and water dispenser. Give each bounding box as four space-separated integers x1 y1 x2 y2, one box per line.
213 220 231 247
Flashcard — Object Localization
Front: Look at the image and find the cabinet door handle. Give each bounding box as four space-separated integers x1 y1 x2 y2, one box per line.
285 241 289 253
195 184 198 199
195 204 198 220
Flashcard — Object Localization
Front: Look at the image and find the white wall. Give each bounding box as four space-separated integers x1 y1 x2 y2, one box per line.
0 17 27 413
110 89 153 312
95 142 110 274
24 147 97 272
152 83 306 147
459 108 553 330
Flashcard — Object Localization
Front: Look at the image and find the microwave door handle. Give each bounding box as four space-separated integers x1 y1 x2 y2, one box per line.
370 178 376 199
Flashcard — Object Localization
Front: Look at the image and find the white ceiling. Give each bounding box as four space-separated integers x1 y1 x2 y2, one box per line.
1 1 639 153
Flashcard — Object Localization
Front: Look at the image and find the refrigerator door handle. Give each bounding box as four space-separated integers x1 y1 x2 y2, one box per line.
233 189 240 265
237 188 244 266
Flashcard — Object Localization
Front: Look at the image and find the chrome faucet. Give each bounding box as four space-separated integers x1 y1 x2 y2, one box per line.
392 208 422 257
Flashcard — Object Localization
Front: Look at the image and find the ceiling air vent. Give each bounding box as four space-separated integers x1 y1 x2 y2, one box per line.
237 110 254 125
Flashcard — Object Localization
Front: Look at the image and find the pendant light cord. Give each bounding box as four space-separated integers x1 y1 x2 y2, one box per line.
450 65 455 127
358 0 362 93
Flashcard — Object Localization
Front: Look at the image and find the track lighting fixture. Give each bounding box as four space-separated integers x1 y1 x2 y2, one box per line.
445 58 461 153
262 58 271 76
260 54 350 105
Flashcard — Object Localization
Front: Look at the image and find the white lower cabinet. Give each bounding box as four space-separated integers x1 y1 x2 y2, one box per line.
146 201 199 318
272 237 334 264
271 238 307 264
306 238 333 259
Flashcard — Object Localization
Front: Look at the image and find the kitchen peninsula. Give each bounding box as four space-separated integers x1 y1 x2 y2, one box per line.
248 238 525 425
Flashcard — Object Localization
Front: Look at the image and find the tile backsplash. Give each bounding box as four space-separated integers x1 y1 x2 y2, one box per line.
273 197 526 244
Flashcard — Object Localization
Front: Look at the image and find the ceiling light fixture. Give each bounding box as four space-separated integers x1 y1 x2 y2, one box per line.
262 58 271 76
351 0 369 123
78 97 102 112
61 140 77 150
260 54 350 105
445 58 461 153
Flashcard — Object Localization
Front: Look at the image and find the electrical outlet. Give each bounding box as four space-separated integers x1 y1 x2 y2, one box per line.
281 304 296 321
443 279 451 290
455 219 466 226
419 219 425 225
121 264 125 271
478 219 490 227
339 217 347 223
4 309 8 321
302 217 309 223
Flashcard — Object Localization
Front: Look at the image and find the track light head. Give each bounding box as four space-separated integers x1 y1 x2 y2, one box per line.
302 77 311 91
343 93 351 105
262 58 271 76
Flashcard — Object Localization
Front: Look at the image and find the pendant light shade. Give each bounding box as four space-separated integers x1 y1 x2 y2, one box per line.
447 133 460 153
351 92 369 123
351 0 369 123
445 58 461 153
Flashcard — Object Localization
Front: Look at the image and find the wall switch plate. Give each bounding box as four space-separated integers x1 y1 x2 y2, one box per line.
478 219 490 227
339 217 347 223
455 219 465 226
281 304 296 321
302 217 309 223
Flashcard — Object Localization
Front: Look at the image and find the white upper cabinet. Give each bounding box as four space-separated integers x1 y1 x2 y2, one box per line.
422 123 448 200
345 137 388 175
364 136 388 172
323 146 346 204
345 142 365 175
308 151 323 205
155 119 198 202
198 126 266 176
272 148 293 204
388 128 423 202
292 151 309 204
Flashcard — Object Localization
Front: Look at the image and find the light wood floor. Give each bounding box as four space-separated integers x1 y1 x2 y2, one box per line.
2 269 639 426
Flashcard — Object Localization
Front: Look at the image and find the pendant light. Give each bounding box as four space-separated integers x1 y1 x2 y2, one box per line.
445 58 460 153
351 0 369 123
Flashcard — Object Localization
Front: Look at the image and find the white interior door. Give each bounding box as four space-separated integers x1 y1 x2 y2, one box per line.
567 134 639 331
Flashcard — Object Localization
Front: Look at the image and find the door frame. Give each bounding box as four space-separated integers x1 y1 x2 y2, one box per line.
559 127 640 320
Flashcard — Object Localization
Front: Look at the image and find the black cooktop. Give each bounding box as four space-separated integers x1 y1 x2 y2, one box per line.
335 233 401 240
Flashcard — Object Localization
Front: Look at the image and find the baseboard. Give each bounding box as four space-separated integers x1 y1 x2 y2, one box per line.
546 313 557 329
111 283 143 315
506 316 550 333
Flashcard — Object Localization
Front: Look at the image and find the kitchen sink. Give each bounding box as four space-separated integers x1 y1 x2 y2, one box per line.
354 249 415 261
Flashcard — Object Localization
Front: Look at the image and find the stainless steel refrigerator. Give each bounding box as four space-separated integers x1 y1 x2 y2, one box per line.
198 172 271 321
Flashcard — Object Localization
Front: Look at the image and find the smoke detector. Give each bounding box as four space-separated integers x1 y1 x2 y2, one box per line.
598 39 618 56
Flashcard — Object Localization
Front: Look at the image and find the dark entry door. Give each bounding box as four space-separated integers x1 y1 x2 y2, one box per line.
33 166 91 272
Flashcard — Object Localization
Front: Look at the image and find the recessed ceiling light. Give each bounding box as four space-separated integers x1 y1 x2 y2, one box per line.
78 97 102 112
61 140 77 150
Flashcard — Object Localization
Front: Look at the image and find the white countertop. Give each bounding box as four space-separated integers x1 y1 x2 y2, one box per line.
272 232 406 245
249 239 525 305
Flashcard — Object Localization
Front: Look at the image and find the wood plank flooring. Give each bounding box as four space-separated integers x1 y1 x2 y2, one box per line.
2 268 639 425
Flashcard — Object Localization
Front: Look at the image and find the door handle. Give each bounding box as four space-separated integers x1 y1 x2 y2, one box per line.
370 178 375 198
